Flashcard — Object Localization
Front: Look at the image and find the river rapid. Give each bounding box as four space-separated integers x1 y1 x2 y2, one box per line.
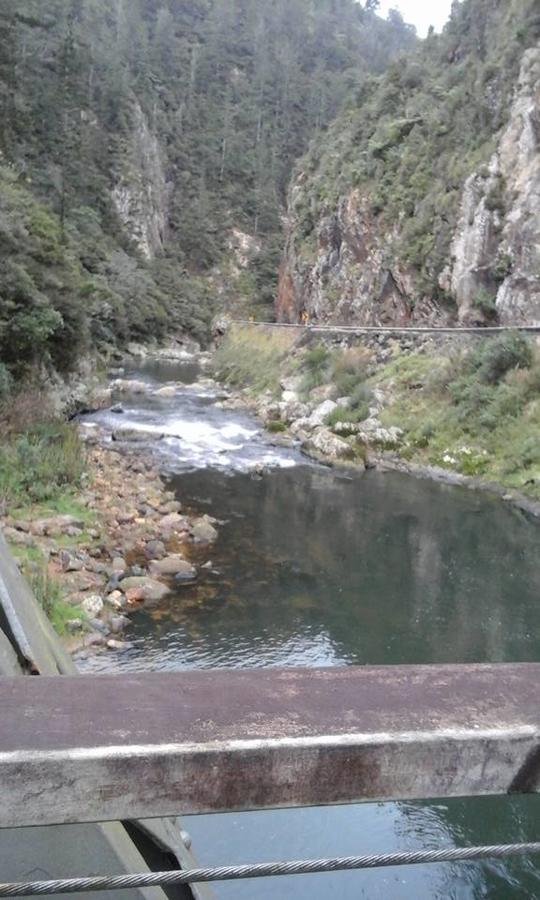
81 356 540 899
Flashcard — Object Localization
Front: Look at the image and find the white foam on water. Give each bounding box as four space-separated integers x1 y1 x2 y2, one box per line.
89 376 301 473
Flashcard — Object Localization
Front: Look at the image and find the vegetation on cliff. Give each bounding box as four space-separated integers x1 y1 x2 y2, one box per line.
284 0 540 319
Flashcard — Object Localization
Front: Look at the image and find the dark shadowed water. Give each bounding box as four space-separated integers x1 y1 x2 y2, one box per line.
81 359 540 899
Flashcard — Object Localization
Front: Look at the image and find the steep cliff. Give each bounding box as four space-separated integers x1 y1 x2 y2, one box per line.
112 104 169 261
278 0 540 326
445 47 540 324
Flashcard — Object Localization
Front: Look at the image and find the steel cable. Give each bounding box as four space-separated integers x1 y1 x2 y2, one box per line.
1 842 540 896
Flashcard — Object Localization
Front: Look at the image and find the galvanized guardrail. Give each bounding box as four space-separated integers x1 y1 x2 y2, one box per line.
230 319 540 334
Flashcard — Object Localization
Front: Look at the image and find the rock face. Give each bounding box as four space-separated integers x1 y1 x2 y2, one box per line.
112 102 169 260
444 48 540 325
278 189 441 326
277 42 540 328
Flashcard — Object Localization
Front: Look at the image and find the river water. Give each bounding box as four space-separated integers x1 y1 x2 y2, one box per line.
81 358 540 899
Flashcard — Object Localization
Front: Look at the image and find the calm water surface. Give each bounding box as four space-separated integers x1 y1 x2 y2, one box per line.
81 359 540 899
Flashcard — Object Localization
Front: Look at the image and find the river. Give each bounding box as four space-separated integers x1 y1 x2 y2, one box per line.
81 357 540 899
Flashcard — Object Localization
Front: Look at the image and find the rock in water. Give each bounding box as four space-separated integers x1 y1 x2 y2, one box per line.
154 385 177 398
149 556 197 579
190 517 218 544
119 576 171 602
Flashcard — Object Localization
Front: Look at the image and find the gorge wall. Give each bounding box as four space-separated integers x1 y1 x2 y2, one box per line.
277 0 540 327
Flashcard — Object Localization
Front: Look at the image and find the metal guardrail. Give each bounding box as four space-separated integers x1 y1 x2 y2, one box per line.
230 319 540 335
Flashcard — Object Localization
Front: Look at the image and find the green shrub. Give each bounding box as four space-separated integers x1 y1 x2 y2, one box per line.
267 420 287 433
326 402 370 427
331 347 372 396
473 289 498 319
214 326 297 395
299 344 332 395
0 424 85 507
472 333 533 384
25 557 81 635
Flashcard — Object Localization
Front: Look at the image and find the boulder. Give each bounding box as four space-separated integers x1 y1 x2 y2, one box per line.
110 615 130 634
149 556 197 579
2 527 35 547
190 516 218 544
107 639 134 651
82 595 104 617
160 500 182 514
357 420 404 447
279 400 310 423
290 417 316 436
111 379 148 394
308 399 337 427
112 428 162 442
282 390 299 403
159 512 190 534
106 590 127 610
305 428 355 461
89 618 110 636
111 557 127 575
144 539 167 561
119 576 171 603
29 515 85 537
84 633 106 648
154 385 177 398
59 550 85 573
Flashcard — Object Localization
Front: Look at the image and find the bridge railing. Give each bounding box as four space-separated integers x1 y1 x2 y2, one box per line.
1 664 540 894
2 664 539 826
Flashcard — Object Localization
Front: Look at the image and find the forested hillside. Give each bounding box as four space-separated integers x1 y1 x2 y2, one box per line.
0 0 416 386
278 0 540 326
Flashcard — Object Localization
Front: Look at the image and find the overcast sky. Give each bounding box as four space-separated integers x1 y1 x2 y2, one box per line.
379 0 454 37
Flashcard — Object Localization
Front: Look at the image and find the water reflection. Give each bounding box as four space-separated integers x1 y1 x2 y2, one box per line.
79 360 540 899
82 465 540 673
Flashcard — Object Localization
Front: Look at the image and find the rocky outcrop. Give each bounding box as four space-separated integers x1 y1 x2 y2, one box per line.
444 48 540 325
112 103 169 259
278 189 447 326
277 44 540 328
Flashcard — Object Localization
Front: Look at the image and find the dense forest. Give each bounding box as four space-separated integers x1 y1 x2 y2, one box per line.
0 0 416 387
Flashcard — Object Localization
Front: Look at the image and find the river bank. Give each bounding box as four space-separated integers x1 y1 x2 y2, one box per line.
1 440 219 657
213 325 540 518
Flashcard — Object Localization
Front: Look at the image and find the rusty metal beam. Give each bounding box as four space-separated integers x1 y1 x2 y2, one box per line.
1 664 539 829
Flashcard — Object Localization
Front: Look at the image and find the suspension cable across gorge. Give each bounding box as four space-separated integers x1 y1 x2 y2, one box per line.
1 842 540 896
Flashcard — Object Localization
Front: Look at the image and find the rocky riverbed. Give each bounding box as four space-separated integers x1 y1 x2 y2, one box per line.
2 443 219 659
